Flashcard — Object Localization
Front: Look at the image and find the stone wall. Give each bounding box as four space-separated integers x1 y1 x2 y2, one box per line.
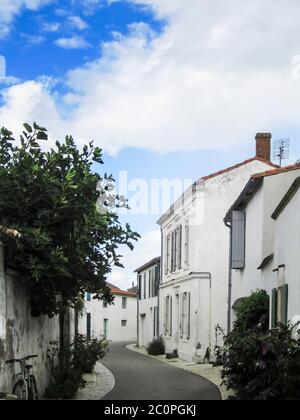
0 245 60 396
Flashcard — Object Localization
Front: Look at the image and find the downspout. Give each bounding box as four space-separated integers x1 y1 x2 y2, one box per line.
225 219 232 334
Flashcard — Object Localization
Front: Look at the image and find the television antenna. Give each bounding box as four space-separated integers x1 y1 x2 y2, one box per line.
273 139 290 167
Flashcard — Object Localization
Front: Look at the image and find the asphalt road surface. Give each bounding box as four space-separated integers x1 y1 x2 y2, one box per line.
101 342 221 401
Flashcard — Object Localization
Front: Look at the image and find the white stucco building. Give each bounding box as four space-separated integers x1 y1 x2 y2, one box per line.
79 283 137 343
157 133 277 363
225 164 300 329
135 257 160 347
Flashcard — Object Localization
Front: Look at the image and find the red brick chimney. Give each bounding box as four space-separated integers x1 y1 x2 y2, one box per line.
256 133 272 161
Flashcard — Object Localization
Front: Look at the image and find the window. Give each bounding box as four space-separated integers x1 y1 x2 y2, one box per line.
184 221 190 266
87 313 91 341
121 320 127 327
271 284 288 328
122 297 127 309
86 293 91 302
170 226 183 272
231 211 246 269
103 301 107 308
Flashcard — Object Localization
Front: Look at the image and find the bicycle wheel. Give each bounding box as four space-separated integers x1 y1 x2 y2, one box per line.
13 380 28 400
28 375 39 400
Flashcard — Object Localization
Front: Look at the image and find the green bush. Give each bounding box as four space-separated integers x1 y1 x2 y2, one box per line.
45 336 109 399
221 324 300 400
45 345 85 400
147 337 165 356
216 289 300 400
73 334 109 374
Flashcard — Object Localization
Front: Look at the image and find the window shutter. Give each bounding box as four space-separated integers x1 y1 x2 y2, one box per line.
154 265 160 296
178 225 182 269
171 231 175 272
187 293 191 340
185 221 189 266
231 211 246 269
174 230 178 271
170 296 172 336
164 236 168 275
149 270 151 298
280 284 288 326
164 296 167 335
271 288 277 328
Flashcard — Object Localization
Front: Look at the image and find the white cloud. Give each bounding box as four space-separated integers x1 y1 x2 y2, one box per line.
0 0 53 38
2 1 300 153
68 15 89 30
42 22 61 32
55 35 91 49
109 229 161 290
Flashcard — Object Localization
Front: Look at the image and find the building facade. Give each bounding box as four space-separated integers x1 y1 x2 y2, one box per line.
135 257 160 347
225 165 300 330
79 283 137 343
157 134 277 363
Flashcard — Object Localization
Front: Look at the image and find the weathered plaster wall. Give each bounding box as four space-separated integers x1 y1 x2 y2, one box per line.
0 245 60 395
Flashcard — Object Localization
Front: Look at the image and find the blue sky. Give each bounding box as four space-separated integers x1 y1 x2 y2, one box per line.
1 0 300 288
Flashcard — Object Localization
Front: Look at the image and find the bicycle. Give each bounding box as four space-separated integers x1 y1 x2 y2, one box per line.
5 355 39 400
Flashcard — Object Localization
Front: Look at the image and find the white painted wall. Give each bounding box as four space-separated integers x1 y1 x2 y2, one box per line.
79 293 137 343
273 184 300 322
231 169 300 326
159 159 275 362
0 245 60 396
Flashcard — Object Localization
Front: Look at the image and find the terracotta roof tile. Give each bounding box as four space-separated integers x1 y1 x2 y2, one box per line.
201 157 278 181
251 163 300 180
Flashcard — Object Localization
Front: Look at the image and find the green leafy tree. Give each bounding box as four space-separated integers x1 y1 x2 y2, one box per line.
0 123 139 318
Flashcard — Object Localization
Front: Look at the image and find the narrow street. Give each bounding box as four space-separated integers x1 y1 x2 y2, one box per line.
101 343 221 401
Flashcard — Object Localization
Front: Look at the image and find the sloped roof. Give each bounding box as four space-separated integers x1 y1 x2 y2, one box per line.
201 157 278 182
134 257 161 273
158 156 276 225
272 177 300 220
106 282 137 297
224 164 300 223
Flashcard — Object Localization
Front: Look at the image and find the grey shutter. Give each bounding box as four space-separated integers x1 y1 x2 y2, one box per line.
164 236 168 275
155 265 160 296
149 270 151 298
231 211 246 269
171 231 174 272
173 230 177 271
187 293 191 340
138 275 141 300
178 225 182 269
280 284 288 326
164 296 167 335
271 288 277 328
170 296 172 336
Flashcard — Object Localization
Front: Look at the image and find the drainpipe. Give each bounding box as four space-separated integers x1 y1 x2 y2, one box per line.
225 219 232 334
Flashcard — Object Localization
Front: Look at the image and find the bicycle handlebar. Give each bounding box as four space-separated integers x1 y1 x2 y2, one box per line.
5 355 38 364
